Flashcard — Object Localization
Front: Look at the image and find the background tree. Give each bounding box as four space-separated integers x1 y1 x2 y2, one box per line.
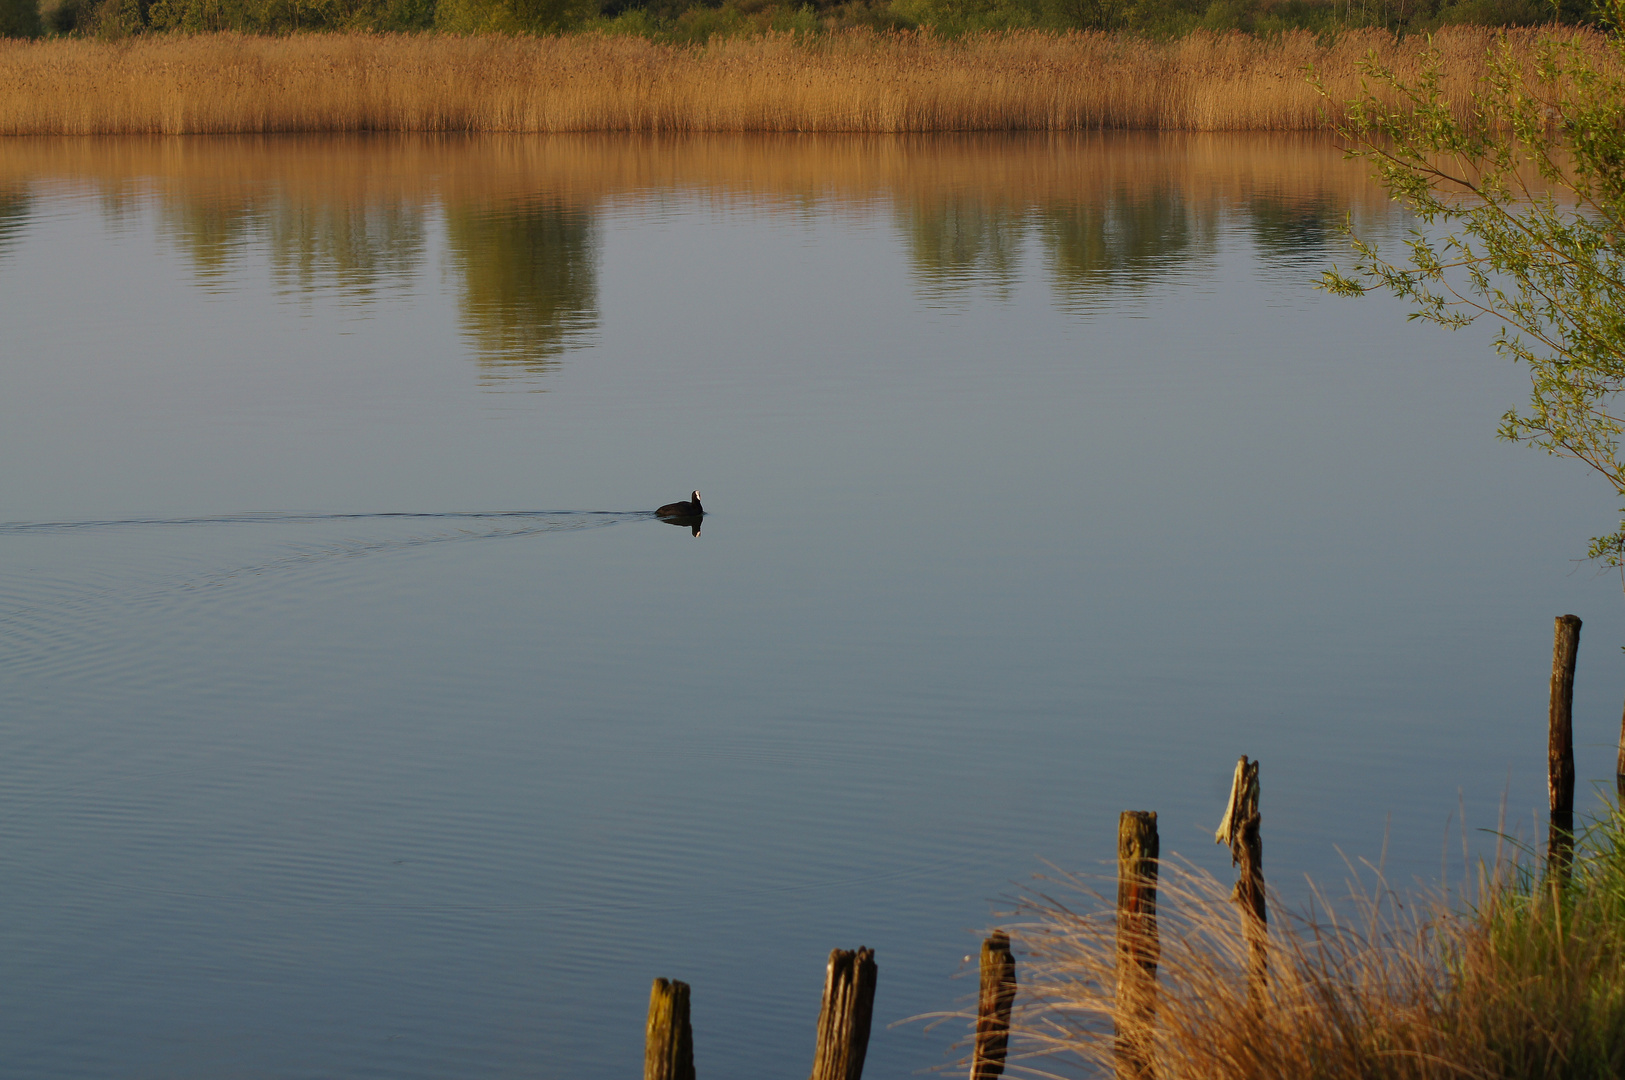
1318 9 1625 563
434 0 595 33
0 0 43 35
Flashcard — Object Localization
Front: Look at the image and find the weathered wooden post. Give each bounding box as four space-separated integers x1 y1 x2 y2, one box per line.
971 931 1016 1080
810 947 877 1080
1216 756 1266 1005
1115 811 1159 1080
1549 615 1581 884
1616 696 1625 805
645 978 695 1080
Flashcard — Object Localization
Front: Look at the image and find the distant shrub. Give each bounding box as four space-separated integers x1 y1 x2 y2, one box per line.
1423 0 1546 23
435 0 596 33
76 0 435 34
40 0 87 32
0 0 43 35
888 0 1034 32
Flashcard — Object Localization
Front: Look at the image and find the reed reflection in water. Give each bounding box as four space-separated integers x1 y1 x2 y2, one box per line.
0 185 29 259
901 198 1026 303
1041 186 1214 309
444 196 597 379
1 134 1381 382
1246 194 1343 263
155 195 426 297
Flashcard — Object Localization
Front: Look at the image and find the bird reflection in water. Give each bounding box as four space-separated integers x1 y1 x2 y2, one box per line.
655 490 705 538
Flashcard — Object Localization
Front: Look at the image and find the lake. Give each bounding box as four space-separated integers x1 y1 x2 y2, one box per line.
1 132 1621 1080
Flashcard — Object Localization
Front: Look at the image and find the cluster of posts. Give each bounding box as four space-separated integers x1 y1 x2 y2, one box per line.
643 614 1611 1080
1114 754 1266 1080
643 947 889 1080
643 774 1258 1080
642 939 1016 1080
1113 613 1606 1078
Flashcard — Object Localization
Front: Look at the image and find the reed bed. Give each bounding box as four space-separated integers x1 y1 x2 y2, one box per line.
1005 817 1625 1080
0 26 1608 135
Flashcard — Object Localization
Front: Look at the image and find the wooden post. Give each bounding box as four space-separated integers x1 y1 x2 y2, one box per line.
1616 695 1625 805
1216 756 1266 1005
971 931 1016 1080
809 947 877 1080
645 978 695 1080
1549 615 1581 884
1115 811 1159 1080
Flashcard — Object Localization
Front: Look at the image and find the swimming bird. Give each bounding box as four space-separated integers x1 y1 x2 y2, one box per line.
656 491 704 518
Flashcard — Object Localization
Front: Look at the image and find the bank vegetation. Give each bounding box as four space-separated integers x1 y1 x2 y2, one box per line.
0 25 1612 134
1010 812 1625 1080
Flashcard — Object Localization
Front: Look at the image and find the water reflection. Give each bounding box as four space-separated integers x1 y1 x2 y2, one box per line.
1041 186 1216 308
157 195 426 296
265 201 425 298
156 196 260 283
901 198 1025 302
1245 194 1341 263
443 198 598 380
658 514 704 537
0 135 1395 378
0 185 31 260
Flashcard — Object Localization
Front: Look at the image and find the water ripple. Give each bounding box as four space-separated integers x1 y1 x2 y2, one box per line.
0 510 645 533
0 510 641 686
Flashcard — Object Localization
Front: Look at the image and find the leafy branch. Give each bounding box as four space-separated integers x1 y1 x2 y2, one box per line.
1312 11 1625 562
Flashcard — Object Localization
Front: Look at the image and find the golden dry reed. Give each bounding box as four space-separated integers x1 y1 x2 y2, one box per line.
0 26 1607 135
1006 847 1625 1080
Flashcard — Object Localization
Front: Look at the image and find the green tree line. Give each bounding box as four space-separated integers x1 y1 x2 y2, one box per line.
0 0 1585 46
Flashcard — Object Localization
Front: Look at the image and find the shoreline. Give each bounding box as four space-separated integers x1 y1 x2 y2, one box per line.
0 26 1602 135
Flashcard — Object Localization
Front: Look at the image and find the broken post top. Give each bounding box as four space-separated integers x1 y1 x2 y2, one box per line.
810 948 878 1080
1215 755 1260 864
645 978 695 1080
1117 812 1159 872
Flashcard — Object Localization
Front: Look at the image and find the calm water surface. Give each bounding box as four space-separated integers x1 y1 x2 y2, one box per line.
1 133 1622 1080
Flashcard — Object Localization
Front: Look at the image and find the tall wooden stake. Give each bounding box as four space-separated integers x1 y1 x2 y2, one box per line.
971 932 1016 1080
1549 614 1581 884
1616 695 1625 805
810 948 877 1080
645 978 695 1080
1216 756 1266 1005
1115 811 1159 1080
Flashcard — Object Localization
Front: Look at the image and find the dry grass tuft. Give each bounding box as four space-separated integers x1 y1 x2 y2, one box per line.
0 27 1612 135
1005 818 1625 1080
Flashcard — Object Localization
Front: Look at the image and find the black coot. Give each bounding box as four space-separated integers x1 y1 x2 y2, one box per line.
656 491 704 518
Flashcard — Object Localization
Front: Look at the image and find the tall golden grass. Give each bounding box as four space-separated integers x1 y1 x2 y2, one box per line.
1006 818 1625 1080
0 26 1611 135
